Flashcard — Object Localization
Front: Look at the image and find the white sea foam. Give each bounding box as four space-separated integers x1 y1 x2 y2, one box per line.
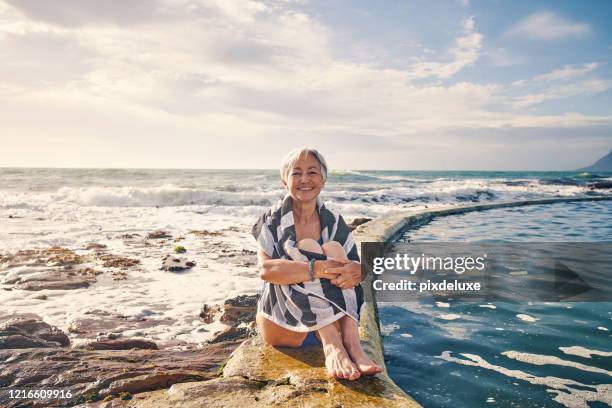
380 323 400 336
516 314 538 322
437 351 612 408
559 346 612 359
439 313 461 321
502 351 612 376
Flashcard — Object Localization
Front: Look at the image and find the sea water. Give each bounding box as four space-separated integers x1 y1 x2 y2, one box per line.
1 168 610 346
381 201 612 407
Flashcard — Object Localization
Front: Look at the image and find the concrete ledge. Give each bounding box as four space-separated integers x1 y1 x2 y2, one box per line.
354 196 612 242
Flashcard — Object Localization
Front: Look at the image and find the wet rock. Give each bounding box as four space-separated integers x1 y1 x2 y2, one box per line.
161 255 196 272
32 294 48 300
146 230 172 239
1 246 85 269
0 340 240 407
0 315 70 349
219 294 259 324
98 372 203 398
78 338 158 351
68 311 176 340
589 181 612 189
118 233 141 239
98 254 140 269
207 326 255 344
87 243 108 251
348 217 372 231
14 271 96 291
199 304 221 324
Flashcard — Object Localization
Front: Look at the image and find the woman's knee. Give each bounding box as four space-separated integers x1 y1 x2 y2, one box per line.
297 238 323 254
322 241 347 260
257 313 307 347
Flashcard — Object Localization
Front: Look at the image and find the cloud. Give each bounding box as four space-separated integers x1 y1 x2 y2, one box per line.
0 0 611 169
513 79 612 109
407 16 483 79
506 12 591 40
533 62 601 82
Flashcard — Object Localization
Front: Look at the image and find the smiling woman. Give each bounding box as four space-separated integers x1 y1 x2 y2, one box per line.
252 147 383 380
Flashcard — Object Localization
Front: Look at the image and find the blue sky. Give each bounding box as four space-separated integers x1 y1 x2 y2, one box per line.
0 0 611 170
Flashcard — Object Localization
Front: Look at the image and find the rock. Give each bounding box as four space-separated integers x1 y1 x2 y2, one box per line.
199 304 221 324
78 339 159 351
219 295 259 324
146 230 172 239
348 217 372 231
87 243 108 250
14 271 95 291
128 336 420 408
1 246 84 269
0 315 70 349
161 255 196 272
118 233 141 239
589 181 612 189
189 230 224 237
98 254 140 268
68 311 176 340
98 372 203 398
0 339 240 407
207 326 255 344
32 294 47 300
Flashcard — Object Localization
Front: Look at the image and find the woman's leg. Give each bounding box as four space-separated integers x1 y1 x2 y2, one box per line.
257 238 323 348
317 318 361 380
257 313 308 347
322 241 384 375
338 315 384 375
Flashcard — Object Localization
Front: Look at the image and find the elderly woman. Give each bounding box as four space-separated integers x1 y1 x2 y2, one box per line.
252 148 383 381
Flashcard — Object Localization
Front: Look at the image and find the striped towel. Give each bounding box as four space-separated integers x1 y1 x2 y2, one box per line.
252 194 364 332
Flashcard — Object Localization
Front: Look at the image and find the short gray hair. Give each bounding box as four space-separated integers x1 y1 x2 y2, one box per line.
280 148 328 184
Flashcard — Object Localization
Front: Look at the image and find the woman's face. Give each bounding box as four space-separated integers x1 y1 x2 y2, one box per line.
284 153 325 203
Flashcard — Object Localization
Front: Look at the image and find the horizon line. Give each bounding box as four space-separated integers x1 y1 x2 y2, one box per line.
0 166 605 173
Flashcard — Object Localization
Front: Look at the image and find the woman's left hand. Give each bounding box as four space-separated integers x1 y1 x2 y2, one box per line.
329 261 362 289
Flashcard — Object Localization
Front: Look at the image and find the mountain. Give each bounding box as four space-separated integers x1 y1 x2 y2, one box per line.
577 149 612 172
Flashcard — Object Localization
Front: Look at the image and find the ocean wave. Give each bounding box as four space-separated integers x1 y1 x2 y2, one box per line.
51 185 286 207
0 176 600 210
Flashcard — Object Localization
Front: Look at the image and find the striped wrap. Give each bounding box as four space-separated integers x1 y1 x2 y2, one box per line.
252 194 364 332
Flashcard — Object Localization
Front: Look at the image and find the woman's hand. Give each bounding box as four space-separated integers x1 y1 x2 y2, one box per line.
314 259 348 280
328 261 362 289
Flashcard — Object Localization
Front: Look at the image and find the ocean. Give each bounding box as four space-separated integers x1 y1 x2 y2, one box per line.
1 168 611 399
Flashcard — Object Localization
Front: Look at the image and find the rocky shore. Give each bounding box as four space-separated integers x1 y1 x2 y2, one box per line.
0 226 262 407
0 296 259 407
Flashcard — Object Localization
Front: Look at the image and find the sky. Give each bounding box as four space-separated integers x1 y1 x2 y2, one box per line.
1 0 612 170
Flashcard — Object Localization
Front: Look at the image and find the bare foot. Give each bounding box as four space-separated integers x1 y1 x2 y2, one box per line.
323 343 361 381
343 339 384 376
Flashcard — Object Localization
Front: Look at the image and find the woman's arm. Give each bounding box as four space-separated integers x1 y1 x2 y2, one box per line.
257 247 346 285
